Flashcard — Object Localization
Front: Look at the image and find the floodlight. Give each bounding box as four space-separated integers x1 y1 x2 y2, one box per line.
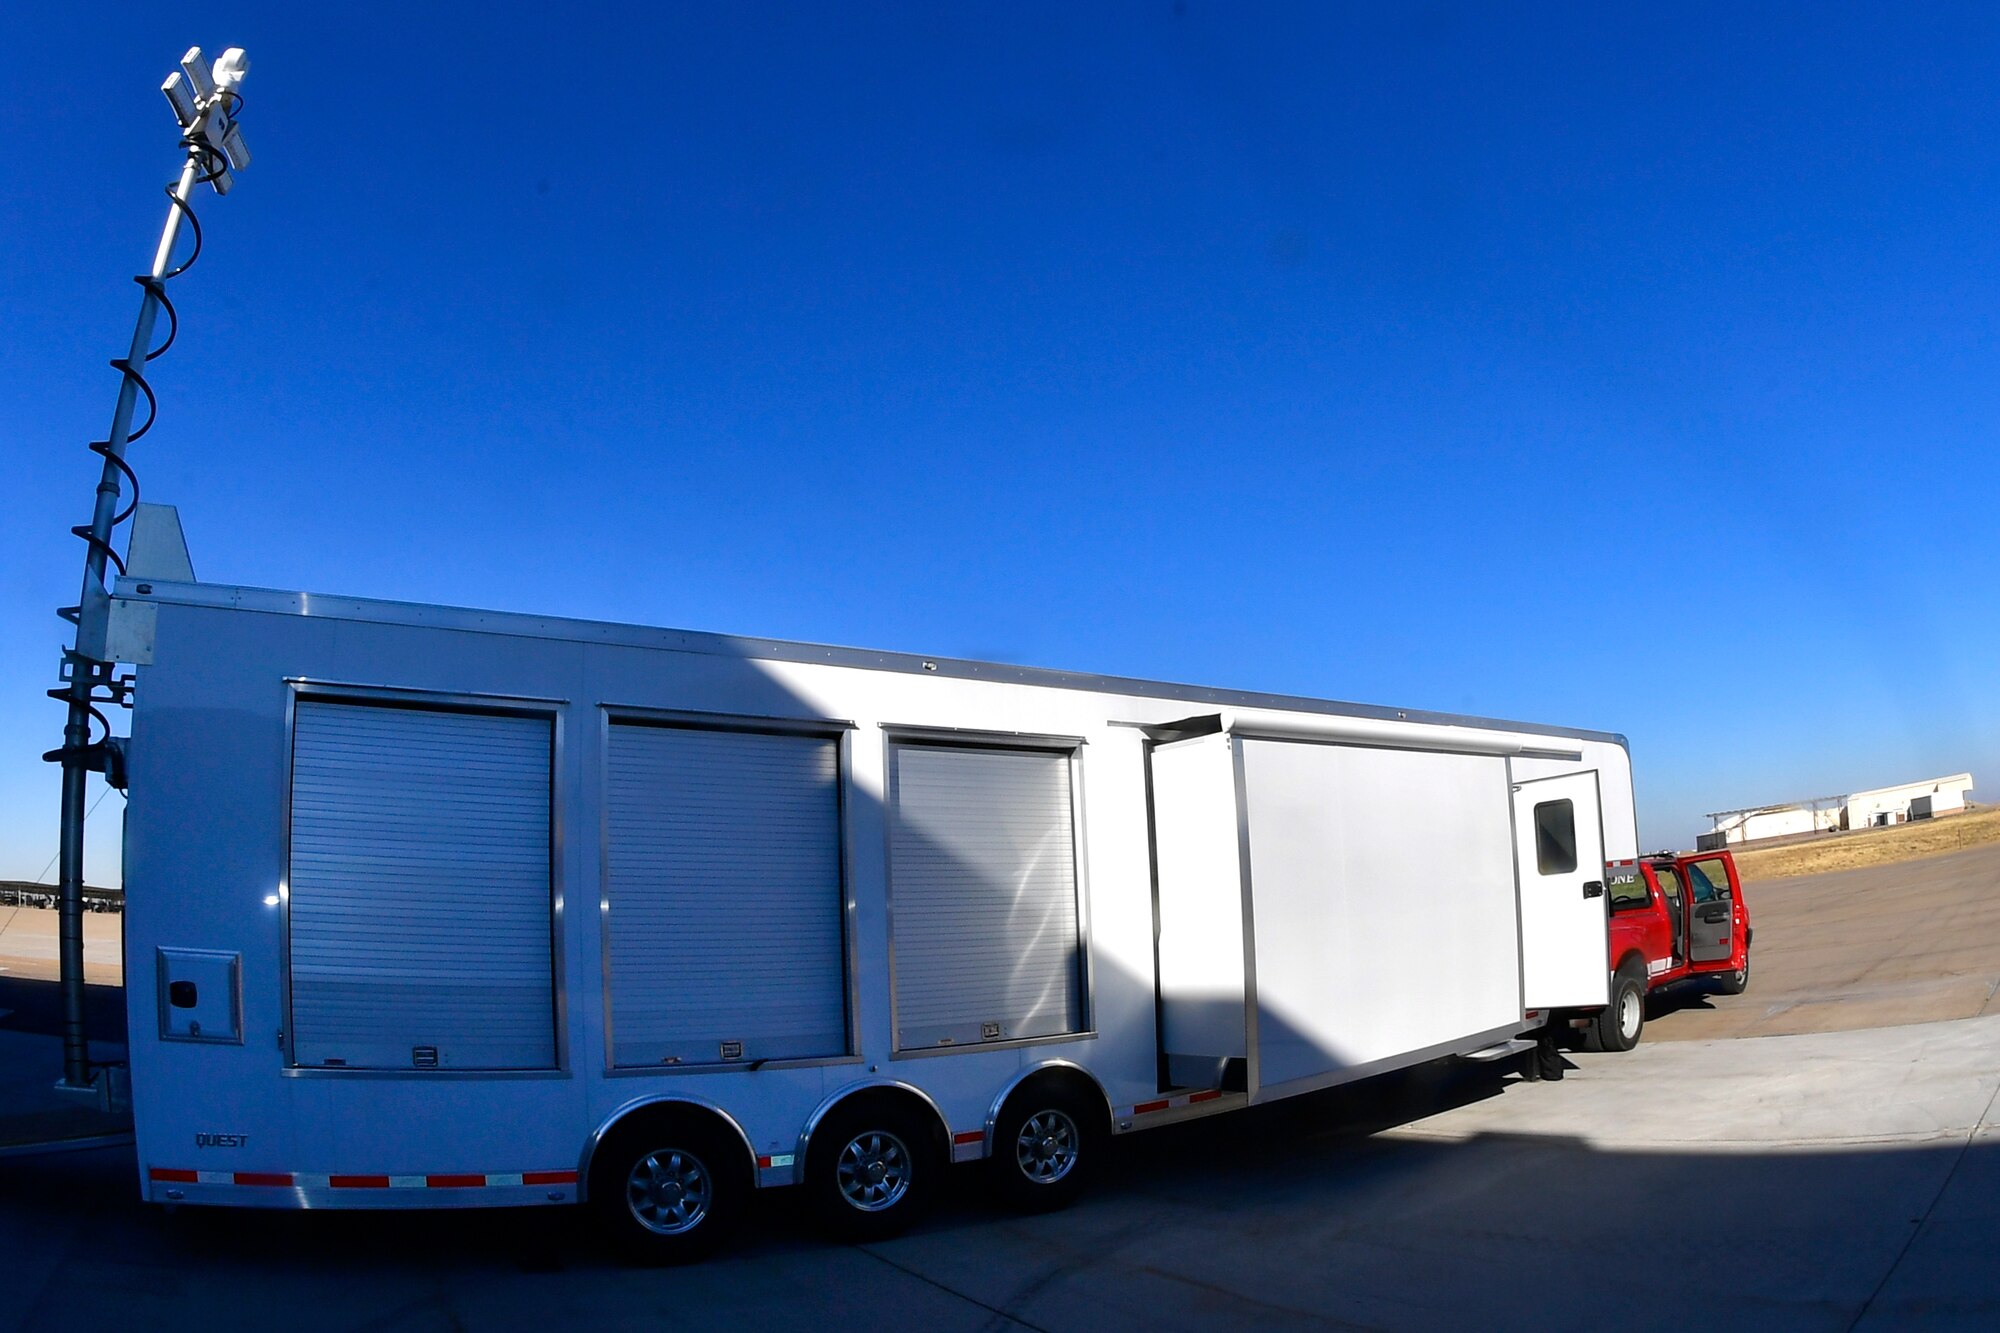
161 72 197 128
219 120 250 171
179 47 216 102
212 48 249 93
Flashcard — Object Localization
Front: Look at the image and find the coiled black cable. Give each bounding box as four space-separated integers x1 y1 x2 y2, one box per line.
67 103 237 582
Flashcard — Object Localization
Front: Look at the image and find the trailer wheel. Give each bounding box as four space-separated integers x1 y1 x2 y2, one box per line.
589 1110 746 1264
1589 964 1647 1053
807 1099 940 1242
1714 950 1751 996
989 1082 1100 1213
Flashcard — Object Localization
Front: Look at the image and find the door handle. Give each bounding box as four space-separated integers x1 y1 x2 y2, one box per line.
1698 904 1728 922
1582 880 1605 899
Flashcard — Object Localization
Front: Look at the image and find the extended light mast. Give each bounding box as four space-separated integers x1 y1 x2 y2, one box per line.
47 46 251 1094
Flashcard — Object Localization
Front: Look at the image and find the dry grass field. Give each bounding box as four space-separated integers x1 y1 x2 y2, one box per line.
1644 835 2000 1041
1730 804 2000 882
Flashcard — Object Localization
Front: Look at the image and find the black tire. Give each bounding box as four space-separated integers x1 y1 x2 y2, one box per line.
807 1099 940 1242
988 1081 1101 1213
1714 951 1751 996
1589 964 1647 1053
589 1109 747 1264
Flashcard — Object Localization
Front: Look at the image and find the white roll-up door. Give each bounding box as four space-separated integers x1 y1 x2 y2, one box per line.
887 741 1083 1050
288 701 556 1070
605 722 847 1067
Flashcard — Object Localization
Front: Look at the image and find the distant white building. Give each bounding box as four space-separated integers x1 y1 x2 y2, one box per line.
1700 773 1975 850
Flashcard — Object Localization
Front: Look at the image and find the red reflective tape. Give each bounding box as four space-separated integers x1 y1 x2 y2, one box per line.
1134 1099 1171 1115
1188 1090 1222 1103
521 1170 577 1186
425 1174 486 1189
329 1174 391 1189
150 1168 198 1183
952 1130 985 1145
233 1172 293 1187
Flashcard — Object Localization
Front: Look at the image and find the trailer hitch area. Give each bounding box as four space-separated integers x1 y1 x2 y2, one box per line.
41 735 129 791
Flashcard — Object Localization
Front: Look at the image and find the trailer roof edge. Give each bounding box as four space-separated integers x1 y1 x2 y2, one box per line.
113 577 1630 749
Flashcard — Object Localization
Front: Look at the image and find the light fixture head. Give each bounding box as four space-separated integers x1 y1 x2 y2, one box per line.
211 48 249 93
161 71 198 128
179 47 216 102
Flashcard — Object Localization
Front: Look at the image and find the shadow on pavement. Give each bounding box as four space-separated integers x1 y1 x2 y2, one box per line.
6 1056 1988 1331
0 977 127 1043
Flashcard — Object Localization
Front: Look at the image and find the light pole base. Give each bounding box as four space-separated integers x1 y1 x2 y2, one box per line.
50 1066 129 1114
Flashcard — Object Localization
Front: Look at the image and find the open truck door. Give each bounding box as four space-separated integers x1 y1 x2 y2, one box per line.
1513 771 1609 1011
1679 853 1736 964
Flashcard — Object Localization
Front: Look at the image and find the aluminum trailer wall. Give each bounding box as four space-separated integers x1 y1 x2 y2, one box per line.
113 578 1634 1217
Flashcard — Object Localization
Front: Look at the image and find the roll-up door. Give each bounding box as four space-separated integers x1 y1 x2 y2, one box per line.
605 722 847 1066
887 741 1083 1050
288 701 556 1070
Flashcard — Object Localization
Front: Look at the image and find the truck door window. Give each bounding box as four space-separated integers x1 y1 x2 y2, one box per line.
1686 857 1732 903
1654 867 1684 903
1533 799 1577 875
1608 866 1649 912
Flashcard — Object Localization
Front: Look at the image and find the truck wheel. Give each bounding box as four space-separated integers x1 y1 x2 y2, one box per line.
1714 951 1751 995
590 1110 745 1264
989 1083 1099 1213
1591 965 1647 1053
808 1100 939 1242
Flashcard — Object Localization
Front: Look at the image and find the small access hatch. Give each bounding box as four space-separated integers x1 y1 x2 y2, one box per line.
157 947 242 1044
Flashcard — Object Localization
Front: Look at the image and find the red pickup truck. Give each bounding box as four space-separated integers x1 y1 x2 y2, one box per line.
1579 850 1753 1052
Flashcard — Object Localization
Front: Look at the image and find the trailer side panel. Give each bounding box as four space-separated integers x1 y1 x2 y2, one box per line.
1237 740 1521 1098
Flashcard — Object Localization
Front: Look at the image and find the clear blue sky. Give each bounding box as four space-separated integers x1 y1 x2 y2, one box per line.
5 3 1996 883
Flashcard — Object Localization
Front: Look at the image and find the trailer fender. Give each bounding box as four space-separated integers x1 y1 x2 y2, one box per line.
579 1094 758 1203
981 1060 1114 1160
796 1079 952 1180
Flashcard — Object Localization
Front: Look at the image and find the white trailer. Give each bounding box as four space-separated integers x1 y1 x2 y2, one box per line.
112 573 1633 1258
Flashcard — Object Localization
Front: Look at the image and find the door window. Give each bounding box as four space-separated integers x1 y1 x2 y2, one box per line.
1533 799 1577 875
1608 868 1650 912
1654 866 1684 903
1686 857 1732 903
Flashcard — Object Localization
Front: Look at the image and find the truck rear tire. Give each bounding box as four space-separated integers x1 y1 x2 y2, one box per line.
590 1110 746 1264
807 1100 939 1243
1589 965 1647 1053
1714 951 1751 995
989 1083 1099 1213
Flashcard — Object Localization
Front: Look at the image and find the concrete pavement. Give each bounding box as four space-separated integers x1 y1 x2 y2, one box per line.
1645 840 2000 1042
7 851 2000 1326
4 1015 1995 1331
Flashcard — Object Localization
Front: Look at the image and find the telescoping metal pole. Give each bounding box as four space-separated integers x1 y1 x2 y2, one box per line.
48 47 250 1092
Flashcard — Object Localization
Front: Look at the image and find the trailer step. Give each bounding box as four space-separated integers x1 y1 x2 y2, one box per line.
1462 1038 1537 1063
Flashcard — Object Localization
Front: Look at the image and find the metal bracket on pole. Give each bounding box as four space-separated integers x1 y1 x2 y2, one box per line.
47 46 251 1093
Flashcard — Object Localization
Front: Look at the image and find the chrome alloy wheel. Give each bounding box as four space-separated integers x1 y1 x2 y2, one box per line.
1618 987 1643 1041
835 1130 912 1212
1013 1110 1079 1185
626 1148 713 1236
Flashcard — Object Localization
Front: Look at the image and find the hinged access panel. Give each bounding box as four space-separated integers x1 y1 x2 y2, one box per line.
1148 723 1531 1102
1147 732 1251 1091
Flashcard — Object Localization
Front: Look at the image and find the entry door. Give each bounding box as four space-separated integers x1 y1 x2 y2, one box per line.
1513 771 1609 1010
1679 854 1735 963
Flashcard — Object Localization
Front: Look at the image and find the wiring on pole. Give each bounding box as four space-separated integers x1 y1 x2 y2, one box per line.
63 96 237 595
44 46 253 1092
